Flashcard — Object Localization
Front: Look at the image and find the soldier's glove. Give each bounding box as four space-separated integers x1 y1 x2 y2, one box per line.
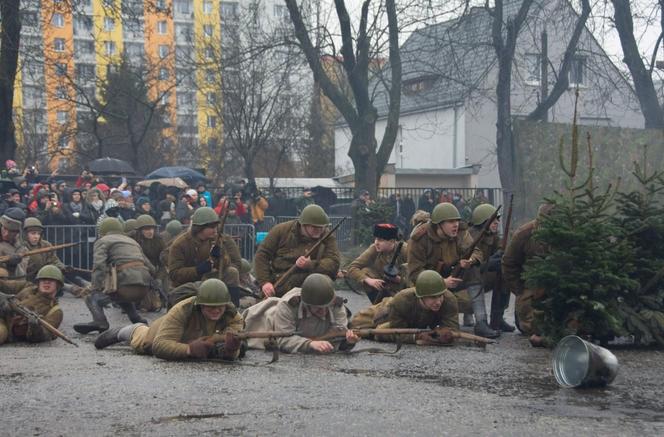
196 260 213 276
188 338 214 359
486 250 504 273
433 327 455 344
209 244 222 258
7 254 23 266
222 332 241 361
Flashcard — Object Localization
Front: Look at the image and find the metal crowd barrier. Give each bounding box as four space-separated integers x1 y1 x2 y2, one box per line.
223 223 256 261
42 225 97 270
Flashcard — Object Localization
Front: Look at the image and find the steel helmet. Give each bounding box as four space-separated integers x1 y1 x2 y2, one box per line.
471 204 498 226
36 265 64 285
298 205 329 226
195 278 231 306
136 214 157 229
301 273 335 306
99 217 124 237
191 207 220 226
415 270 446 298
165 220 183 236
431 202 461 224
124 219 138 234
240 258 252 274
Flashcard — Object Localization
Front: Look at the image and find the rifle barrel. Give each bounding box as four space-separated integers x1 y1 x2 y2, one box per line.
9 300 79 347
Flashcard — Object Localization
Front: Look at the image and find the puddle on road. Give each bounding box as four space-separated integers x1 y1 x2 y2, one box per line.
152 412 230 423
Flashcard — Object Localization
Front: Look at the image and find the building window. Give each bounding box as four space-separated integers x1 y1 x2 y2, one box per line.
104 41 116 55
21 11 39 27
157 20 168 34
56 87 68 100
159 45 169 58
54 38 66 52
77 64 95 80
203 0 213 14
55 62 68 76
205 46 214 60
102 0 114 8
205 69 215 83
206 115 217 128
56 111 68 124
175 0 192 14
75 40 95 55
274 4 288 21
569 56 585 85
74 15 93 34
58 136 68 149
221 2 238 18
104 17 115 31
159 68 169 80
203 24 213 38
156 0 167 10
524 53 540 84
160 92 170 106
206 92 216 104
52 13 65 28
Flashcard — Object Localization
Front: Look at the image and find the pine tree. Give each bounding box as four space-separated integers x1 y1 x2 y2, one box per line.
523 100 638 346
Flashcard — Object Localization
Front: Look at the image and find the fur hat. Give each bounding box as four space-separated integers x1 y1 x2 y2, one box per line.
373 223 398 240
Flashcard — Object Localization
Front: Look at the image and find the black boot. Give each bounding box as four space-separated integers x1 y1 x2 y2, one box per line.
94 327 122 349
119 302 148 324
499 319 516 332
474 320 501 339
74 292 110 334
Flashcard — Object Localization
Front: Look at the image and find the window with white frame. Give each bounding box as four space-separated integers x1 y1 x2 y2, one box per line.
206 92 216 104
569 56 586 86
203 0 213 14
206 115 217 128
104 17 115 31
52 13 65 28
159 45 169 58
104 40 116 55
56 111 68 124
157 20 168 34
205 69 215 83
54 38 66 52
55 62 68 76
205 46 214 60
56 87 68 100
203 24 213 38
159 68 169 80
221 2 238 18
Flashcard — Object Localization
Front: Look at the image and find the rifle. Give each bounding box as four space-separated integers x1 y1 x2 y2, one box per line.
490 194 513 329
444 205 502 279
312 326 496 345
273 217 347 291
382 241 404 283
0 242 79 264
5 295 78 347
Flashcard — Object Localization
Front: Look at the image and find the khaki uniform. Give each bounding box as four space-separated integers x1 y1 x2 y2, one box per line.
129 296 243 360
92 233 155 303
158 231 178 292
350 288 459 343
133 233 166 311
465 227 500 287
17 240 65 282
502 220 547 335
0 285 63 344
407 222 484 313
254 220 340 297
168 231 241 288
0 238 22 277
242 288 350 353
347 243 408 300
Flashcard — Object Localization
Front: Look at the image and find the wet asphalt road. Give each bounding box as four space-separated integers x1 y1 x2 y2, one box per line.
1 290 663 437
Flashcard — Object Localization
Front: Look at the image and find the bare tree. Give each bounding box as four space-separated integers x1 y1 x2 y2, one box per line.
284 0 402 197
610 0 664 129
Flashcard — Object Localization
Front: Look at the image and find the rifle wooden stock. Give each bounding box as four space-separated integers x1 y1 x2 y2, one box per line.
313 327 496 344
0 242 79 264
8 298 79 347
490 194 513 329
205 331 298 342
273 217 347 290
449 205 502 278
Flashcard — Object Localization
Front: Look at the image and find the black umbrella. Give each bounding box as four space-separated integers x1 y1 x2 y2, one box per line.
146 166 208 186
88 157 136 175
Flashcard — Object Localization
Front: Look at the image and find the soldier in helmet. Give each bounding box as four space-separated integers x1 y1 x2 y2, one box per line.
123 219 139 237
254 204 340 298
0 208 26 277
0 265 64 345
347 223 407 304
16 217 65 283
459 204 503 338
73 217 155 334
168 207 243 306
132 214 166 312
158 220 183 292
242 273 358 353
94 278 244 361
350 270 458 345
407 202 484 325
502 204 552 345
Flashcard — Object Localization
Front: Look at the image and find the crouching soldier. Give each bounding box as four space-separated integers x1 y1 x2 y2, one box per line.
350 270 458 345
74 218 155 334
347 223 407 304
242 273 359 353
94 278 244 361
0 265 64 345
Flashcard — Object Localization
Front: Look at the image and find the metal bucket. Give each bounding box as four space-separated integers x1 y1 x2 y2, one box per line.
552 335 619 388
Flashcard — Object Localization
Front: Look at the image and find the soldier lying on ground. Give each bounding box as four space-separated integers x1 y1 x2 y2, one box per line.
0 266 64 345
94 278 244 361
254 205 340 298
350 270 458 345
347 223 407 304
242 273 359 353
